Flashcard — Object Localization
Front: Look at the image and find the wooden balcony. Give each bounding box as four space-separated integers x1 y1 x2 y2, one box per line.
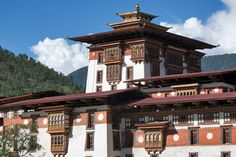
48 124 69 133
145 141 162 149
51 145 66 153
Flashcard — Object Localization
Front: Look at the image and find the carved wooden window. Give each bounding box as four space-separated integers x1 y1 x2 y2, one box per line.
166 49 183 66
86 132 94 150
48 113 66 131
198 113 219 124
221 127 231 144
96 70 103 83
103 47 121 63
127 67 133 80
151 62 160 76
189 152 198 157
113 131 121 150
106 64 121 81
131 44 145 60
88 113 95 129
188 55 201 70
173 114 194 125
51 134 66 152
98 52 103 64
144 131 163 149
96 86 102 92
189 128 199 145
224 112 236 123
221 152 231 157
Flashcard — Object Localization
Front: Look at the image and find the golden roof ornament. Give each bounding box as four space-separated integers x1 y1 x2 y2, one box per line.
136 3 140 12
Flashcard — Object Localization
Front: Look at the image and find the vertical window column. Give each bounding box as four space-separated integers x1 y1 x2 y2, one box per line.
188 127 199 145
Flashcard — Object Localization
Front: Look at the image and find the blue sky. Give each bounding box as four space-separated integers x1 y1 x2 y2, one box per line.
0 0 224 57
1 0 236 75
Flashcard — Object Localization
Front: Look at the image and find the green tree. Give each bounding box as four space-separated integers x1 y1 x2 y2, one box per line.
0 123 41 157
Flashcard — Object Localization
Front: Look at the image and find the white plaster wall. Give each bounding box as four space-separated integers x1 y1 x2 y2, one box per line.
67 124 116 157
33 128 53 157
66 125 86 157
86 55 148 92
86 60 97 93
132 145 236 157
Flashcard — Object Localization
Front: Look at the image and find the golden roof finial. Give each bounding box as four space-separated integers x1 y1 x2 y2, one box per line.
136 3 140 12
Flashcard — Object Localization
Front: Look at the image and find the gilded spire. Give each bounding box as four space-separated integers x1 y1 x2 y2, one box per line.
136 3 140 12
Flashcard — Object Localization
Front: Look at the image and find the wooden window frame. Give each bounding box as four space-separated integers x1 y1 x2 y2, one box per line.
188 127 199 145
96 70 103 83
198 113 220 125
85 132 94 150
51 134 66 152
113 131 121 150
189 152 198 157
98 52 103 64
106 64 121 82
127 67 133 80
224 112 236 123
87 113 95 129
221 126 232 144
221 151 231 157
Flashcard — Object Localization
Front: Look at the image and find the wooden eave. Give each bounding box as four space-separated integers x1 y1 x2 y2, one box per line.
0 88 142 110
68 27 216 50
136 121 170 129
124 92 236 108
126 68 236 87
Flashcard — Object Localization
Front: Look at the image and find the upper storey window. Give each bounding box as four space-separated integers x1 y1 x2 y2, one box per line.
131 44 159 62
165 49 183 67
48 113 65 131
88 113 95 129
103 47 122 64
98 52 103 64
188 54 201 70
127 67 133 80
106 64 121 82
131 44 145 60
96 70 103 83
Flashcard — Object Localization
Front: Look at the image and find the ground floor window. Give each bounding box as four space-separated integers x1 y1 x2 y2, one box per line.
189 152 198 157
221 151 231 157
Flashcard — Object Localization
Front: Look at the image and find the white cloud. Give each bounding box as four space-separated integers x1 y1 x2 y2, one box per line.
31 37 89 75
160 0 236 55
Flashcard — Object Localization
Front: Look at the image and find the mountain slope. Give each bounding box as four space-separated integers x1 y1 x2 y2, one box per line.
0 47 83 97
201 54 236 71
68 66 88 88
69 54 236 88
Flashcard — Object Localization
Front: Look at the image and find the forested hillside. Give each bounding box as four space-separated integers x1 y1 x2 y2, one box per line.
68 66 88 87
201 54 236 71
0 47 83 97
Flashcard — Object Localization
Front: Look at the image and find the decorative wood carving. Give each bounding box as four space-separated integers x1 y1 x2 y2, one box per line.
136 121 170 156
131 43 159 63
103 47 122 64
40 106 72 156
106 64 121 82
